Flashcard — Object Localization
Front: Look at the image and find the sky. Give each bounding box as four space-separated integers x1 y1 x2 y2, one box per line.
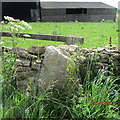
40 0 119 8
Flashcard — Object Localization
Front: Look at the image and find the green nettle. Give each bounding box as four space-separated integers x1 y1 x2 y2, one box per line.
4 16 32 47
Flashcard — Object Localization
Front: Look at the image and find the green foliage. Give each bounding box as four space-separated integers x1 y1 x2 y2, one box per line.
3 16 32 47
108 56 120 76
51 25 62 35
2 21 118 48
1 18 119 119
104 20 114 23
2 53 17 118
71 70 120 119
2 52 120 119
2 53 16 100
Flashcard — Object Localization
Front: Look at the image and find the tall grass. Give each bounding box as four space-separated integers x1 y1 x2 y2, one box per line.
1 52 120 119
72 69 120 119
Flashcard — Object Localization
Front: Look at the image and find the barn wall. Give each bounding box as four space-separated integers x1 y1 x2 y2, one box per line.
87 8 116 14
87 8 117 22
2 2 36 20
41 9 66 16
41 8 117 22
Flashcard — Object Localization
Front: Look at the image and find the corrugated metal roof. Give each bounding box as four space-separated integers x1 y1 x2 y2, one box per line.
40 2 116 9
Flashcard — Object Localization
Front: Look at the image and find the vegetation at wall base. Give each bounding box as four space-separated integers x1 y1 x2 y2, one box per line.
1 52 120 119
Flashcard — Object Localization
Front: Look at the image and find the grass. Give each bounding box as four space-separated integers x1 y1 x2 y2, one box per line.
1 53 120 119
1 18 120 119
2 20 118 49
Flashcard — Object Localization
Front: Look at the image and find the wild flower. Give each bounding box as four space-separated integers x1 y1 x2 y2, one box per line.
20 20 32 29
4 16 14 21
4 16 32 47
14 24 25 30
9 22 14 25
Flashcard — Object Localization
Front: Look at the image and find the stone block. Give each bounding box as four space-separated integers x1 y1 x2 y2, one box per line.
78 56 86 64
16 79 30 86
40 46 68 90
98 59 108 63
100 54 108 59
16 71 36 81
66 35 76 45
97 47 106 53
15 59 30 67
12 45 120 93
9 47 38 59
15 67 31 72
31 61 41 71
112 53 120 59
57 45 78 56
28 45 46 55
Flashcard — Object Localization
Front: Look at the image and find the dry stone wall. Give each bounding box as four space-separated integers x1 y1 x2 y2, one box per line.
7 45 120 92
11 45 77 93
9 46 46 90
77 46 120 72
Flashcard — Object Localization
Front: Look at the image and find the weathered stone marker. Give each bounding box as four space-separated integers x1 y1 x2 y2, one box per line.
39 46 68 91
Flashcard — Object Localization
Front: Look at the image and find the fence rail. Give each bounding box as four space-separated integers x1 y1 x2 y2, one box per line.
1 32 84 44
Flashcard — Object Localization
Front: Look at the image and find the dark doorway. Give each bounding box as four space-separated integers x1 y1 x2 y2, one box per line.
2 2 37 21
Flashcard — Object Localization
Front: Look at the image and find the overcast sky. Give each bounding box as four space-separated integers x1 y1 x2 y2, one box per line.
41 0 119 8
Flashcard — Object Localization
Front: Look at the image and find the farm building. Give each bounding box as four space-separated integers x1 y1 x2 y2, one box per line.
40 2 117 22
2 2 117 22
2 2 37 21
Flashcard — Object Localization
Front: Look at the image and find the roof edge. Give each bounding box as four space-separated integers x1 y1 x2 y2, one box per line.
40 2 117 9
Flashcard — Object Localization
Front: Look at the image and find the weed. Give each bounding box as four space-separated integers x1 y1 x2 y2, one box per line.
3 16 32 47
1 51 120 119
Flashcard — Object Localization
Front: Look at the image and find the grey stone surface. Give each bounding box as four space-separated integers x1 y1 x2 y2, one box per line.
66 35 76 45
31 61 41 71
28 45 46 55
16 71 36 81
57 45 78 55
15 59 30 67
40 46 68 90
78 56 86 64
9 47 38 59
69 45 79 52
15 67 31 72
97 47 106 52
16 79 30 86
100 54 108 59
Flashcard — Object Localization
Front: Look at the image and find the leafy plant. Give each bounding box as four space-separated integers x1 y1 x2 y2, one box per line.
2 51 120 119
4 16 32 47
71 69 120 119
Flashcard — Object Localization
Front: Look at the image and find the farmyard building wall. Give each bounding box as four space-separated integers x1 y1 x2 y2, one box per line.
41 8 117 22
2 2 117 22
